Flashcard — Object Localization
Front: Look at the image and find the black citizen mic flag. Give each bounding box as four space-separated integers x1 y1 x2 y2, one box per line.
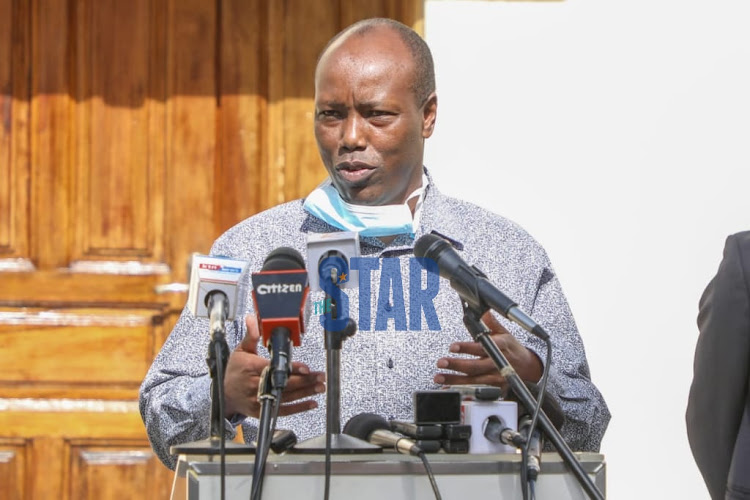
251 247 310 347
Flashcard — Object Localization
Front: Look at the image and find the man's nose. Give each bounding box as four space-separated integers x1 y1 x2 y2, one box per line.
341 114 366 151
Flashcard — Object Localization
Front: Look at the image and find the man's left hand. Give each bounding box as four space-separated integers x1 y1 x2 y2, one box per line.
433 311 543 391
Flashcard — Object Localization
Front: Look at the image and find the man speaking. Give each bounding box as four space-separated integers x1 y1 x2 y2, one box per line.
139 18 610 470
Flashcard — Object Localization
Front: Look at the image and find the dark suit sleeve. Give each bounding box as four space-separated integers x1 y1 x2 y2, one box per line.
686 232 750 500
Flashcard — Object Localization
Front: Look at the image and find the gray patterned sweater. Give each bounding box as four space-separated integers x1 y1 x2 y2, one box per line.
139 178 610 469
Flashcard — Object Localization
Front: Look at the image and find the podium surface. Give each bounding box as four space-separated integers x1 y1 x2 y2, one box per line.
172 451 606 499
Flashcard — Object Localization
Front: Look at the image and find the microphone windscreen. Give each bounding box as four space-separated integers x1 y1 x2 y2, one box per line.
506 381 566 431
343 413 390 440
262 247 305 271
414 233 447 260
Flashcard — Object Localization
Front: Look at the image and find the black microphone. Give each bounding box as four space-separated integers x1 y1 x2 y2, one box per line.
343 413 423 456
414 233 549 341
251 247 309 390
483 415 526 448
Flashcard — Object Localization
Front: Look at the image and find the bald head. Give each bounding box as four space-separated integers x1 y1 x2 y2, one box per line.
317 18 435 106
312 18 438 207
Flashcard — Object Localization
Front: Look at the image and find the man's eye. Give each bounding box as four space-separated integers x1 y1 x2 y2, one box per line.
317 110 341 119
368 110 396 122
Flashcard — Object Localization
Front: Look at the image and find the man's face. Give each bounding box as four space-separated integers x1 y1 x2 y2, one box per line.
314 28 437 206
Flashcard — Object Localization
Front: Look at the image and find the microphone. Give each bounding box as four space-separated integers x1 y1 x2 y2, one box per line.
414 233 549 341
343 413 423 456
251 247 309 390
483 415 525 448
187 254 249 337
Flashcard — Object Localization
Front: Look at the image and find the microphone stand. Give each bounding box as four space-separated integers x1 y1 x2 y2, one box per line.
251 326 295 500
250 366 279 500
291 273 378 500
461 303 605 500
169 293 255 499
207 294 231 444
292 283 380 454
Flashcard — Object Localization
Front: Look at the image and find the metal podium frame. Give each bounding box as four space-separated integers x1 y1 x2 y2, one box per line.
171 452 606 500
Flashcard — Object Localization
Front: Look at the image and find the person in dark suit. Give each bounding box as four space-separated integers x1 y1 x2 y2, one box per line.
687 231 750 499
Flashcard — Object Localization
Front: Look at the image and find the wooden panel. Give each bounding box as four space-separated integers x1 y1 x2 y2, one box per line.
165 0 217 281
340 0 392 24
217 0 268 231
29 438 64 499
340 1 424 49
0 419 169 499
0 0 10 251
31 0 73 270
0 308 161 399
67 441 172 500
0 0 31 265
0 409 147 439
0 3 428 500
388 0 425 34
278 0 339 203
72 0 167 263
0 271 167 303
265 0 287 210
0 439 29 500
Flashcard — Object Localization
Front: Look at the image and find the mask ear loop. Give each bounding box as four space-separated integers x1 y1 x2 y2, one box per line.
407 173 430 233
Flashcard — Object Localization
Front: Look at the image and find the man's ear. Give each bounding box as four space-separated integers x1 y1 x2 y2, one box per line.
422 92 438 138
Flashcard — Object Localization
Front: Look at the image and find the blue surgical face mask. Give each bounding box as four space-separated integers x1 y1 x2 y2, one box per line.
303 174 428 237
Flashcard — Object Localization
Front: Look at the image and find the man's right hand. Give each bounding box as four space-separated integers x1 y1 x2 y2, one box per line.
223 315 325 419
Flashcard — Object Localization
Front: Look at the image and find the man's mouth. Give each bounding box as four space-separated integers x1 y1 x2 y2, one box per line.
335 162 376 184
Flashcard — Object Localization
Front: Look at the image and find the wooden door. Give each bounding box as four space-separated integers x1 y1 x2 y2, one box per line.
0 0 422 498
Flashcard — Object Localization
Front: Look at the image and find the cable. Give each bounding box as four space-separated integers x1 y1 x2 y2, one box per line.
521 335 553 500
215 342 226 500
250 370 280 500
324 424 332 500
250 402 271 500
528 477 537 500
525 337 553 452
520 443 529 500
254 388 282 500
418 451 443 500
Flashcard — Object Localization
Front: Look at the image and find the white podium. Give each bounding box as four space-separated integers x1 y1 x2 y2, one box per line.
171 451 606 499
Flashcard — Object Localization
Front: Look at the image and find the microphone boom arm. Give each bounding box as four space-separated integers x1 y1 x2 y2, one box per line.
461 302 604 500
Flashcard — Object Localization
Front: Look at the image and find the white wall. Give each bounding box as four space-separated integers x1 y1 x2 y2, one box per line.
424 1 750 498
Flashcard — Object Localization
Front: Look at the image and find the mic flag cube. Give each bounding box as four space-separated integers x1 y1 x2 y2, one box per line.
306 231 360 291
187 255 248 321
251 269 309 347
461 400 518 454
